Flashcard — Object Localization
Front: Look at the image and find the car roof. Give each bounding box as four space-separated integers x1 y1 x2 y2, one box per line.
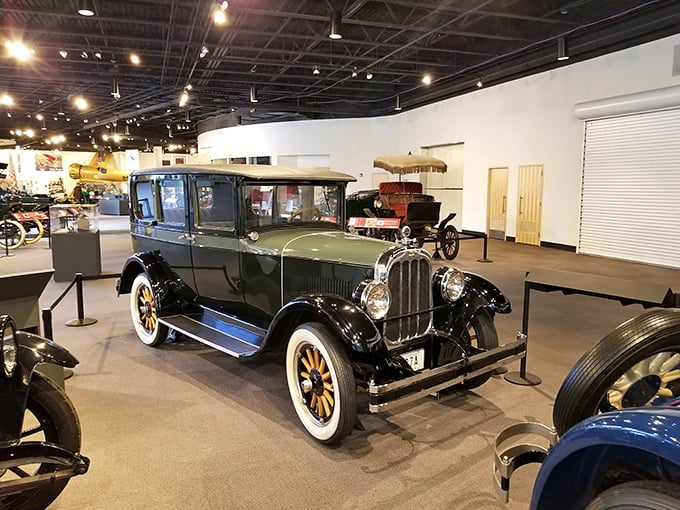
131 164 356 182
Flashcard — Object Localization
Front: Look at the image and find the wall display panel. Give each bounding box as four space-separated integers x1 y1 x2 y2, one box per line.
579 108 680 268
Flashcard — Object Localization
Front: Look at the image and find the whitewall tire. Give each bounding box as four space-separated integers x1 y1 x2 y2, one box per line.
130 273 168 347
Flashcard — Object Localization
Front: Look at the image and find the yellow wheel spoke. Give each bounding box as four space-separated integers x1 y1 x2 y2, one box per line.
300 371 310 379
323 390 334 407
310 393 317 410
319 358 326 374
305 348 315 368
313 349 320 369
317 398 324 417
323 382 334 392
321 371 332 381
321 395 331 416
662 369 680 383
300 357 312 372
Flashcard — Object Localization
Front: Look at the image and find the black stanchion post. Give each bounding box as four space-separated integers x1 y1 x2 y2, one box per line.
505 280 541 386
2 216 12 258
65 273 97 327
477 232 493 263
41 307 54 340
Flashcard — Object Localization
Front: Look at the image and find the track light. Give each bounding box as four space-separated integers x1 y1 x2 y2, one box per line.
249 86 258 103
366 70 373 80
179 91 189 107
351 67 357 78
422 73 432 85
395 95 402 111
313 65 320 75
185 110 192 122
77 0 95 16
329 10 342 40
557 36 569 61
111 78 121 99
59 50 68 58
476 78 483 88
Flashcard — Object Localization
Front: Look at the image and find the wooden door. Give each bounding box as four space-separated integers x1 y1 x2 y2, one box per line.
516 164 543 246
487 167 508 240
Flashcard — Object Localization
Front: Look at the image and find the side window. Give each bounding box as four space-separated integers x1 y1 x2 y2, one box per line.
196 179 235 231
159 177 186 226
132 179 155 220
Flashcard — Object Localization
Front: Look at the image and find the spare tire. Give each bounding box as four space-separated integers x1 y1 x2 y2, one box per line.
553 308 680 437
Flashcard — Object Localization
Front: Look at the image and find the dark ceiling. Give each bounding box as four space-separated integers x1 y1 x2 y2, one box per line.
1 0 679 153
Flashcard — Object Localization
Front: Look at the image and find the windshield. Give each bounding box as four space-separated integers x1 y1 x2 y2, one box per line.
244 183 342 230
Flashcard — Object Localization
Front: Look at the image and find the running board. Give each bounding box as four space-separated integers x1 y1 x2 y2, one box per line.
159 308 266 358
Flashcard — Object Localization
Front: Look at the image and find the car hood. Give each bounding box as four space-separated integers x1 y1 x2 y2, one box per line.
245 228 394 267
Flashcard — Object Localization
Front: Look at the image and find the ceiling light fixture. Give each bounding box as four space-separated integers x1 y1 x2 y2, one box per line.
94 51 102 59
59 50 68 58
185 110 192 122
557 36 569 61
422 73 432 85
77 0 95 16
80 51 88 59
200 46 209 58
249 85 258 103
0 94 13 106
213 1 228 25
476 78 483 88
73 95 88 110
179 91 189 107
111 77 121 99
351 67 358 78
366 70 373 80
130 53 141 65
5 41 34 61
313 65 320 75
395 95 402 111
329 10 342 40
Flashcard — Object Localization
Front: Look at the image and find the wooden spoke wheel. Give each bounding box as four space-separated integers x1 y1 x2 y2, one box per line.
286 322 356 444
441 225 460 260
130 273 168 347
22 219 45 245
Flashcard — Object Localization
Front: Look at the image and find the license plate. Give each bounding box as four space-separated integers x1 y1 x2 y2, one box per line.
401 348 425 371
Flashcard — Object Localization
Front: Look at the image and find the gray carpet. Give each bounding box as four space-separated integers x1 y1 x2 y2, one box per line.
2 228 679 510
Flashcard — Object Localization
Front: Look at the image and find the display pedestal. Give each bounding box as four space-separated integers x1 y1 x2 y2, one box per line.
51 229 101 282
99 198 129 216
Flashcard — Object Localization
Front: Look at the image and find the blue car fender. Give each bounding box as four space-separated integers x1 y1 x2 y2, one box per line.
530 408 680 510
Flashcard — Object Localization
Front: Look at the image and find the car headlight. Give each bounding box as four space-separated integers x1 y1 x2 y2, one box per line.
373 198 383 209
436 267 466 302
354 280 391 320
0 315 18 378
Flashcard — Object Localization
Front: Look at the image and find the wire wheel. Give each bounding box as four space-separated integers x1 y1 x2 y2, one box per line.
286 323 356 444
0 219 26 250
22 219 45 245
129 273 168 346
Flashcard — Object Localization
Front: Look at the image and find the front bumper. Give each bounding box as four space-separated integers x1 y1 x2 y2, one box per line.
368 334 527 412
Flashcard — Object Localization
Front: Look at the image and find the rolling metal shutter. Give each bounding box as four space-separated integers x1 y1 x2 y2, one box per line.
579 108 680 268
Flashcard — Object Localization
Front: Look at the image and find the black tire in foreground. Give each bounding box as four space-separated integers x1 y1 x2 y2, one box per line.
0 374 82 510
586 481 680 510
553 308 680 437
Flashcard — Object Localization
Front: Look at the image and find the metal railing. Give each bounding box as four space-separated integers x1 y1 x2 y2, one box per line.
41 272 121 340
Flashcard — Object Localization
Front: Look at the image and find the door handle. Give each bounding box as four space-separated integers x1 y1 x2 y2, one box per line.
502 195 507 214
519 196 524 215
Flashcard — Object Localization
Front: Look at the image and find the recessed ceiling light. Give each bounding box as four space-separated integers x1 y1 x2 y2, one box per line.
130 53 141 65
422 73 432 85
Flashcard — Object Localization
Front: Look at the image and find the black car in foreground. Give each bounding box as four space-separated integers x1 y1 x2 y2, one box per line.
117 164 525 443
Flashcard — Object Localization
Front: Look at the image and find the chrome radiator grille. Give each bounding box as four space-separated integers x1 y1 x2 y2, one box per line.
382 250 432 344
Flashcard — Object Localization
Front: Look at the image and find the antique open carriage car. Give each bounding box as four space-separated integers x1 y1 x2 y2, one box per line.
347 155 460 260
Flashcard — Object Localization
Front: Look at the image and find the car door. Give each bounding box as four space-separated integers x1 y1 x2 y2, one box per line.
189 175 244 312
130 173 196 292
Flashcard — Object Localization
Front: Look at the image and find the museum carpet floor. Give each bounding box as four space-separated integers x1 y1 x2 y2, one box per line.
1 224 679 510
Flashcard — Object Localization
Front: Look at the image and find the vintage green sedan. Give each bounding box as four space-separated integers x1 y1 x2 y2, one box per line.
117 164 526 444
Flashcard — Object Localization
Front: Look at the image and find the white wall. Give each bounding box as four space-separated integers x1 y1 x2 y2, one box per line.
197 33 678 246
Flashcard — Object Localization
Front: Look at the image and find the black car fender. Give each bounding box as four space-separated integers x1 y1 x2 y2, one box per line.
265 294 382 354
117 251 197 314
449 272 511 336
17 330 80 371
